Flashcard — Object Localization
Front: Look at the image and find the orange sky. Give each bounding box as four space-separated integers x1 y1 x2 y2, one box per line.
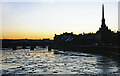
2 2 118 39
2 31 55 39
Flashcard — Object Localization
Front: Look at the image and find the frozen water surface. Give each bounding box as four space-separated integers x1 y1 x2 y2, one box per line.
1 48 120 74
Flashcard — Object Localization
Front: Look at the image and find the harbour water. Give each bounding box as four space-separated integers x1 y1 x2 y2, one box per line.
1 47 120 75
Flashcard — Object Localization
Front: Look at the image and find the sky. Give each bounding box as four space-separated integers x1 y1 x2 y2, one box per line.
2 1 119 39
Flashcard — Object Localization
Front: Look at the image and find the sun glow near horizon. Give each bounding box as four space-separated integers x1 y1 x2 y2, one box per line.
2 2 118 39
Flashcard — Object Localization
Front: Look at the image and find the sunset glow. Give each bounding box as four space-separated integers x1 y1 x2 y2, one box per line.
2 2 118 39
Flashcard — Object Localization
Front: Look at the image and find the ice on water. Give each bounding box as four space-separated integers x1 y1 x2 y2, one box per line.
1 48 120 74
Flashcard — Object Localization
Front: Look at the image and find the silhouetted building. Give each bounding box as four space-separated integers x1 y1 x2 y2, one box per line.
96 4 117 44
54 4 118 45
54 32 75 42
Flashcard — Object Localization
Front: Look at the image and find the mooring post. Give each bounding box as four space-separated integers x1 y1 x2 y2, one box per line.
12 46 17 50
22 45 26 49
48 46 51 51
30 45 35 50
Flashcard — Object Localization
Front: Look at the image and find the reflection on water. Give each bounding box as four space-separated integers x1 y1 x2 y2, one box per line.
32 50 54 56
1 48 120 74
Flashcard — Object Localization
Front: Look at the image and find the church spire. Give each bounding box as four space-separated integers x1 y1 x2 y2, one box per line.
102 4 104 20
101 4 106 28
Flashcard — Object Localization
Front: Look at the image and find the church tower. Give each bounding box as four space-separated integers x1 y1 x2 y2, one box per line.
101 4 108 30
96 4 112 44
